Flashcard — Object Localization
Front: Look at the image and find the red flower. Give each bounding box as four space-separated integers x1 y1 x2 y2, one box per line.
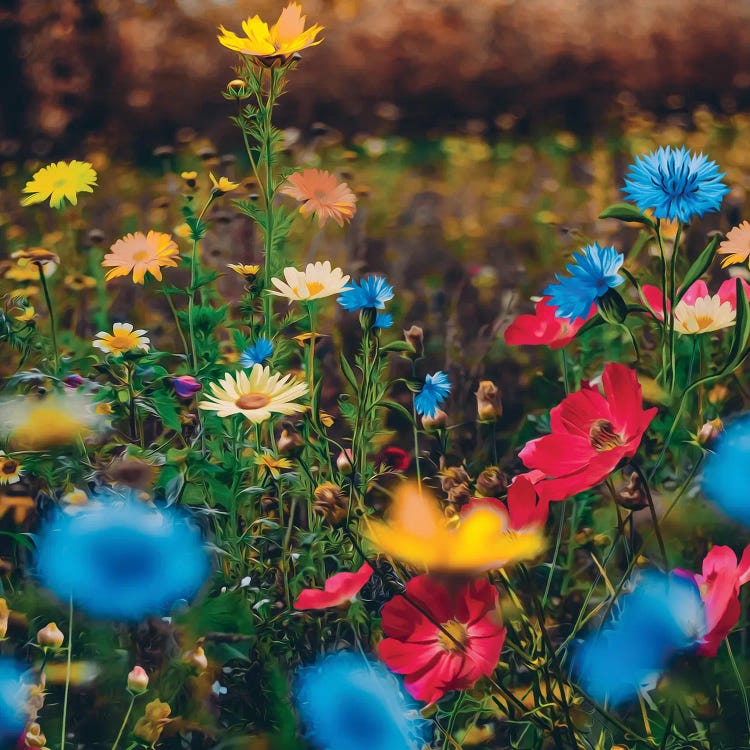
504 297 594 349
379 576 506 704
461 476 549 531
375 446 411 472
519 363 657 502
294 562 373 610
675 545 750 657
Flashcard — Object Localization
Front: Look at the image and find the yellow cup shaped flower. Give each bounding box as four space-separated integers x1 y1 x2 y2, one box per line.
21 160 97 209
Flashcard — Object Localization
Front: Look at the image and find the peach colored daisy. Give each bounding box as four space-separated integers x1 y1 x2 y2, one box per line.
718 221 750 268
280 169 356 228
102 231 180 284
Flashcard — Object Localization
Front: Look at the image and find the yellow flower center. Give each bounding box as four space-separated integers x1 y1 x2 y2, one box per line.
589 419 625 453
694 314 714 331
235 392 271 410
133 250 150 262
437 620 469 652
1 460 18 475
108 334 138 351
292 281 325 298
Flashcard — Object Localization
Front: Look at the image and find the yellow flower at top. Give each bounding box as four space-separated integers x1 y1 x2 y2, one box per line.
93 323 150 355
218 3 323 63
102 231 180 284
718 221 750 268
21 160 97 209
280 169 357 227
0 452 22 485
270 260 349 303
210 173 239 196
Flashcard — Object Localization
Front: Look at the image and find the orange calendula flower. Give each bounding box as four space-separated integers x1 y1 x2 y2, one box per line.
718 221 750 268
218 3 323 63
103 231 180 284
280 169 357 227
363 483 545 575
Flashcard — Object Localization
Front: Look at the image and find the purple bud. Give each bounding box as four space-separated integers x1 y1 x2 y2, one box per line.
63 374 85 389
172 375 202 399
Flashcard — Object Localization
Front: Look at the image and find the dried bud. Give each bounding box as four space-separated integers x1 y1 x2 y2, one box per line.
127 666 149 693
37 622 64 649
312 483 348 526
403 325 424 357
475 380 503 422
697 418 723 446
440 466 471 493
616 471 648 511
24 722 46 748
475 466 508 497
278 428 304 457
133 700 171 744
421 409 447 431
336 449 354 473
182 645 208 672
105 457 159 490
446 482 472 509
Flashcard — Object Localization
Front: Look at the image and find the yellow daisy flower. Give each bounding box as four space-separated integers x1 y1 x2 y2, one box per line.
269 261 349 303
674 294 736 335
21 160 97 209
217 3 323 63
93 323 150 355
11 248 60 267
64 273 97 291
210 173 239 196
718 221 750 268
102 231 180 284
0 452 22 485
199 364 308 423
227 263 261 280
253 453 294 479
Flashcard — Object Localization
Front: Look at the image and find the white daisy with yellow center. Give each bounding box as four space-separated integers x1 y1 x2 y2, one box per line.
93 323 150 355
199 364 309 423
674 294 736 335
269 261 349 303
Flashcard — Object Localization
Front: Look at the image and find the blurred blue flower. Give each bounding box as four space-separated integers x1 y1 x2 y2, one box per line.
240 337 274 367
575 571 705 706
0 660 28 740
414 371 451 418
295 652 428 750
338 276 394 311
544 243 624 322
623 146 729 223
374 313 393 330
702 414 750 524
36 496 210 621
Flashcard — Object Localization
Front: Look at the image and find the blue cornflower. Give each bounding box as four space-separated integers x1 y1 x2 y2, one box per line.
0 660 28 740
623 146 729 223
374 313 393 330
338 276 394 311
544 243 624 322
240 336 274 367
36 495 210 621
295 652 428 750
414 371 451 418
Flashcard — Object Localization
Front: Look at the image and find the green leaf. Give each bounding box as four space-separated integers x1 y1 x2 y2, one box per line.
186 216 208 241
339 353 359 392
379 340 415 354
575 313 605 337
728 277 750 368
599 203 655 229
150 391 183 432
676 235 721 303
379 399 414 424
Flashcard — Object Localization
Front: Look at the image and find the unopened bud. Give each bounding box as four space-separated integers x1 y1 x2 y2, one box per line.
336 449 353 473
475 466 508 497
697 418 723 446
440 466 471 493
475 380 503 422
421 409 447 430
0 598 8 639
616 471 648 511
403 325 424 357
312 482 348 526
278 428 304 457
24 722 46 748
128 666 149 693
597 287 628 325
37 622 64 649
182 645 208 672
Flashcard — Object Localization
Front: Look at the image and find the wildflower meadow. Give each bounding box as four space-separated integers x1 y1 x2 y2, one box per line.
4 4 750 749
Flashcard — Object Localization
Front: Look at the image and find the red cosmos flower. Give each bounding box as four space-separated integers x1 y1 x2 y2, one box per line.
675 545 750 657
379 576 506 704
519 363 657 503
462 476 549 531
375 446 411 472
504 297 594 349
294 562 373 610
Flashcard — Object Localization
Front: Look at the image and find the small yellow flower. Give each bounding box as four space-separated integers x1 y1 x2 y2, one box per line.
0 452 22 485
174 222 192 239
319 410 334 428
270 261 349 303
95 402 114 416
64 273 96 291
209 173 239 196
0 495 35 524
180 171 198 183
102 231 180 284
21 160 97 209
3 258 56 281
227 263 261 280
13 303 35 322
253 453 294 479
133 699 172 744
11 248 60 267
93 323 150 355
62 488 89 507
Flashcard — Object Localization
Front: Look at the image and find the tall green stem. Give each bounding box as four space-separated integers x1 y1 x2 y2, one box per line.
60 597 73 750
111 694 135 750
38 265 59 373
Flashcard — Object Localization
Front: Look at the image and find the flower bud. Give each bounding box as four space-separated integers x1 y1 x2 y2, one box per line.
127 666 149 693
336 449 353 473
421 409 447 431
616 471 648 511
475 466 508 497
172 375 201 399
475 380 503 422
697 418 723 446
403 325 424 357
439 466 471 493
36 622 64 649
225 79 248 99
596 287 628 325
24 722 46 748
182 645 208 672
278 428 304 457
312 482 348 526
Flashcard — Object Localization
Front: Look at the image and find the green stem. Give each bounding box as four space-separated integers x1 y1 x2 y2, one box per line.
411 360 423 491
38 265 59 373
543 499 567 605
667 223 682 395
307 302 316 395
111 694 136 750
655 222 670 389
160 282 189 360
727 639 750 743
60 597 73 750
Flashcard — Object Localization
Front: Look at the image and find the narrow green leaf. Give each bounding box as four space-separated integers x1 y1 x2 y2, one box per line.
379 400 414 424
676 235 721 303
339 353 358 392
599 203 655 229
379 340 415 354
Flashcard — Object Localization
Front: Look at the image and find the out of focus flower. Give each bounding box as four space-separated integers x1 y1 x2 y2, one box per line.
364 483 544 575
0 393 102 450
133 699 171 745
21 160 97 209
61 489 89 508
675 545 750 657
64 273 96 291
182 644 208 671
623 147 729 222
414 371 450 419
181 171 198 187
575 571 704 706
544 244 624 323
278 427 304 456
0 599 8 639
172 375 202 399
475 467 507 498
697 418 723 446
104 456 159 490
379 576 505 703
0 453 21 485
718 221 750 268
374 446 410 472
280 169 356 227
520 363 657 503
504 297 594 349
11 248 59 267
312 482 347 525
0 660 27 741
475 380 502 422
294 562 373 610
103 231 180 284
240 337 274 367
23 721 45 747
271 261 350 303
218 4 324 63
338 276 393 311
295 652 427 750
616 471 649 511
127 666 149 693
421 409 447 430
63 374 84 389
36 623 64 649
209 173 239 196
199 364 308 423
227 263 260 281
702 414 750 524
403 325 424 356
35 497 209 620
336 449 353 473
93 323 150 355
